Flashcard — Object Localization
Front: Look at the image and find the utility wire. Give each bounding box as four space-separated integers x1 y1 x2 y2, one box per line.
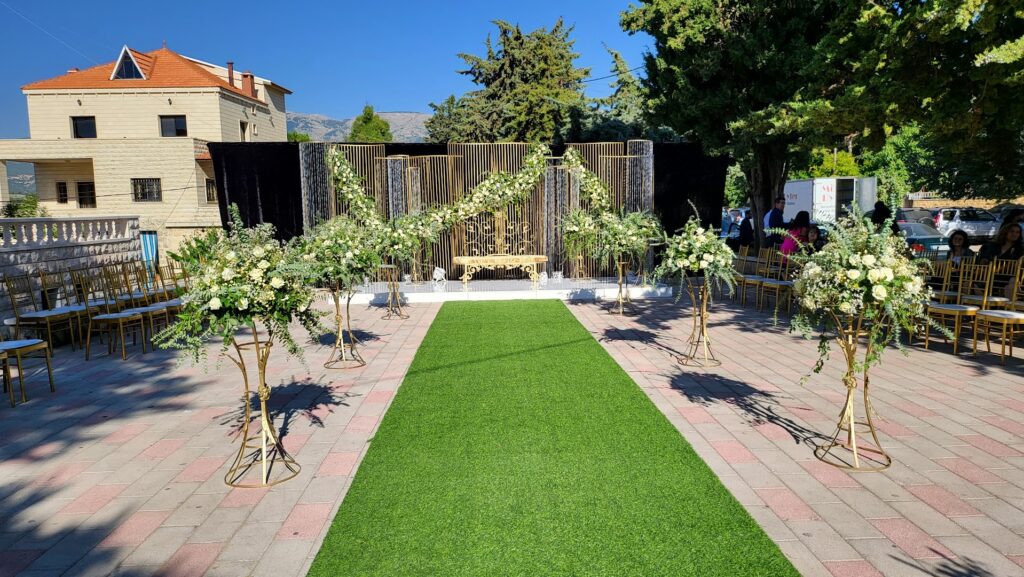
582 65 645 83
0 1 99 66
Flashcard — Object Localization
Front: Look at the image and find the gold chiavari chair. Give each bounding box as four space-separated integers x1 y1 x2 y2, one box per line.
974 260 1024 364
1012 261 1024 312
76 270 148 360
3 274 75 351
737 248 771 306
37 269 87 349
758 250 794 314
0 337 55 407
926 260 955 304
926 262 988 355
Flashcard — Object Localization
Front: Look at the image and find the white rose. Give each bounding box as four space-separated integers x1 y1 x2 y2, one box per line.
861 254 877 267
849 254 861 266
225 251 237 261
238 298 249 310
249 268 263 281
847 269 861 280
839 301 853 313
867 269 885 283
880 267 894 282
208 297 222 311
253 247 266 258
221 268 235 281
270 277 285 289
872 284 888 301
345 251 354 259
258 260 271 270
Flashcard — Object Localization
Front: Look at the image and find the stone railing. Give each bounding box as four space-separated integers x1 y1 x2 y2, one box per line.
0 216 138 250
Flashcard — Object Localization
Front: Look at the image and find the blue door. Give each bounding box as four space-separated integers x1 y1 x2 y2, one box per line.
141 231 159 279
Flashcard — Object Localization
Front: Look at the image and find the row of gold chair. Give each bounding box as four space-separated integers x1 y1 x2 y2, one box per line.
732 246 796 314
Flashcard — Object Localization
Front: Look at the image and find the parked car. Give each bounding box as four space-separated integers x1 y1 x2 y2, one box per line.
898 222 949 258
932 208 1000 243
864 207 936 226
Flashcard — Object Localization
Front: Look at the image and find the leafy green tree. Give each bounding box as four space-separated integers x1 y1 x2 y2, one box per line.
427 19 589 143
723 165 750 209
804 2 1024 199
347 105 393 143
790 148 861 180
861 125 933 208
287 131 311 143
622 0 840 240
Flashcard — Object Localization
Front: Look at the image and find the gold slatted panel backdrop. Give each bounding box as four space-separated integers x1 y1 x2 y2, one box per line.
566 143 628 277
447 143 542 280
328 144 385 216
407 155 464 277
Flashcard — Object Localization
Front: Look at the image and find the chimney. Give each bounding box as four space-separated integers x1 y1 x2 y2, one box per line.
241 72 256 98
227 61 234 86
67 67 79 74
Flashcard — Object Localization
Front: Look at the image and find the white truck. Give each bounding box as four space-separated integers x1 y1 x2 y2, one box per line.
783 177 878 224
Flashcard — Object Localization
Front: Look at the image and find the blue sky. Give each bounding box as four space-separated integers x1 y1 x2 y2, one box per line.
0 0 652 138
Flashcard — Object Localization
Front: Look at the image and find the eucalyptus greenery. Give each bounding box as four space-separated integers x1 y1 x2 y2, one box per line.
654 217 737 295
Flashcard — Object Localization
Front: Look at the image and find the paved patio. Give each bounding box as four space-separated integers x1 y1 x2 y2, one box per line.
2 296 1024 577
0 301 440 577
571 300 1024 577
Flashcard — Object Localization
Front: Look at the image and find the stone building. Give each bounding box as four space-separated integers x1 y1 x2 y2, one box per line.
0 45 290 253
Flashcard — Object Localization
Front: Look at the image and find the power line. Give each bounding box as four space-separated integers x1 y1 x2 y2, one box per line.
582 65 645 83
0 1 99 66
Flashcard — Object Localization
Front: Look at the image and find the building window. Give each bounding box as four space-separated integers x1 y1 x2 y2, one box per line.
205 178 217 203
131 178 162 202
56 182 68 204
71 116 96 139
159 115 187 137
77 182 96 208
239 121 249 142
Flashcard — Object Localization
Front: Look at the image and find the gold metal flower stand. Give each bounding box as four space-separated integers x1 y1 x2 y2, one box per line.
613 259 632 314
380 264 408 320
324 287 364 369
224 334 301 488
679 275 720 367
814 315 892 471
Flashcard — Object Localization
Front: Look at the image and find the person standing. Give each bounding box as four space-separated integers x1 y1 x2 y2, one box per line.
763 197 786 245
738 210 754 247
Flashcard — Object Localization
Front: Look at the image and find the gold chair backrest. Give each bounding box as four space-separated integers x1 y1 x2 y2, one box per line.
991 258 1022 296
4 274 39 318
37 270 72 309
768 250 791 280
956 263 992 306
733 245 750 273
74 269 115 314
753 248 772 277
926 260 951 292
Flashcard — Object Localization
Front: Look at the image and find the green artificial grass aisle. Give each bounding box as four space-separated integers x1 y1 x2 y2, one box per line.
308 300 797 577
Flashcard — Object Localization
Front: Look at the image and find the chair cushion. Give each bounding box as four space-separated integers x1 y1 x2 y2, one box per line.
977 309 1024 322
963 295 1009 304
928 303 979 313
21 310 71 320
51 305 87 314
92 312 143 321
0 339 46 351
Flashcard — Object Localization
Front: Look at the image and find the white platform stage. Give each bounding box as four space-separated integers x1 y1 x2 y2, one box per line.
345 277 673 304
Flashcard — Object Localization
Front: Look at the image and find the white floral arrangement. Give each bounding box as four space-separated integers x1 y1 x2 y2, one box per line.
654 216 737 292
286 216 381 291
156 207 321 362
790 210 932 371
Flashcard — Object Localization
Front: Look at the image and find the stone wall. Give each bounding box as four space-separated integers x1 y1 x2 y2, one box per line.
0 216 141 325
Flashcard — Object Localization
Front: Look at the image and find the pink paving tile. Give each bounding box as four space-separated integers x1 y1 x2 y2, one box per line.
873 420 917 438
14 441 61 463
219 487 268 508
958 434 1023 457
32 461 91 487
140 438 187 460
906 484 982 517
282 433 310 454
893 400 936 418
934 457 1005 484
755 487 820 521
823 560 884 577
102 422 150 444
676 405 717 425
755 421 792 441
785 405 830 422
870 518 954 559
317 452 359 477
277 502 333 540
365 390 394 403
345 415 379 434
174 456 225 483
99 510 172 547
60 483 128 515
1009 555 1024 569
1003 398 1024 414
980 415 1024 436
799 459 860 488
156 542 223 577
710 440 758 464
188 406 230 423
0 549 44 577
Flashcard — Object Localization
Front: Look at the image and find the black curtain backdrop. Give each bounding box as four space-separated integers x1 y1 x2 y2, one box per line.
209 142 726 240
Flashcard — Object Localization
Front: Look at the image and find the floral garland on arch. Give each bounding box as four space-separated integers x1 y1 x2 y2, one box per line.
155 206 322 363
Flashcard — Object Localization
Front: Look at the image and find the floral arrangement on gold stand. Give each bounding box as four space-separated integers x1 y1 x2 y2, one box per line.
286 215 381 368
156 207 322 488
654 216 736 366
789 210 933 471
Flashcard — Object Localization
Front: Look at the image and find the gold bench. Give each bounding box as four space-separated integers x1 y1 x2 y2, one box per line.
453 212 547 288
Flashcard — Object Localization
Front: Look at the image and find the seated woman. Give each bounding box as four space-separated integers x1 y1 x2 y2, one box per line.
979 223 1024 264
780 211 811 255
803 225 825 254
946 230 975 265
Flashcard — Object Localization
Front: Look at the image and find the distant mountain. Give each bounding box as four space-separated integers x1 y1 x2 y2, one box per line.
287 111 430 143
5 162 34 194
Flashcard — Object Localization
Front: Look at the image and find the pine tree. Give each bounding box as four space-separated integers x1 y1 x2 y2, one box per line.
348 106 393 143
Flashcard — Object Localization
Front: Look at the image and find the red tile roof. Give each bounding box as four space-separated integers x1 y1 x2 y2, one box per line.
22 47 264 104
